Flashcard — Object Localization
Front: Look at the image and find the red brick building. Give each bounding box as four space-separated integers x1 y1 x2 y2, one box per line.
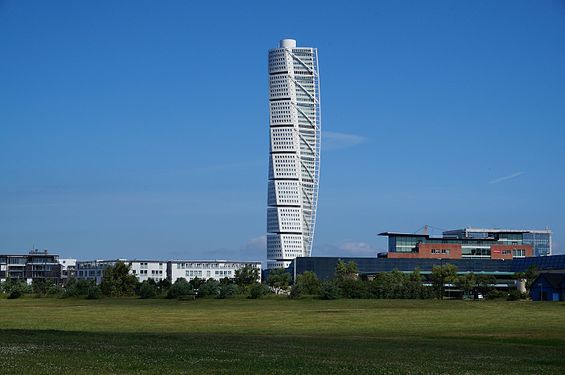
380 232 533 260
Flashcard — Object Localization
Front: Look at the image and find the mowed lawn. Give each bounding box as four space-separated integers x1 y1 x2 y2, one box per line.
0 298 564 374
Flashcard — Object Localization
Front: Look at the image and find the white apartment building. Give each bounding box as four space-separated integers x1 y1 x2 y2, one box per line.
169 260 262 283
128 260 166 282
58 258 77 283
76 259 119 284
76 259 262 284
267 39 321 269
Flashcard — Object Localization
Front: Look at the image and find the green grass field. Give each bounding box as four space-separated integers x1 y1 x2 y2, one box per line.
0 297 564 374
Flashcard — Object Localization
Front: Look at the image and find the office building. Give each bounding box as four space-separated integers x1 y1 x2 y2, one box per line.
291 254 565 282
267 38 321 269
443 227 552 256
380 231 534 260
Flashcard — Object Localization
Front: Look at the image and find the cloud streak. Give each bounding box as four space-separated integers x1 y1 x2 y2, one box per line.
322 131 367 150
489 171 524 184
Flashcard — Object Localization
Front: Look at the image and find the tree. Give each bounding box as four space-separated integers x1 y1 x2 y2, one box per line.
431 263 458 299
455 273 476 299
3 280 32 298
157 278 171 294
47 283 64 296
199 279 220 298
335 260 358 282
524 265 539 293
218 283 238 299
100 262 138 297
234 265 260 288
139 280 158 299
166 278 194 299
189 277 205 290
295 271 321 295
64 279 96 298
248 282 269 299
406 269 428 299
370 270 404 299
339 278 368 299
86 284 102 299
267 268 291 294
32 279 52 297
476 274 496 297
319 281 340 300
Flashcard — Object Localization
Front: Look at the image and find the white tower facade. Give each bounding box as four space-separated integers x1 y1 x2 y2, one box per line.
267 39 321 269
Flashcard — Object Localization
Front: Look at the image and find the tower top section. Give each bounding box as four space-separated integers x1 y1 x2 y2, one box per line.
279 39 296 48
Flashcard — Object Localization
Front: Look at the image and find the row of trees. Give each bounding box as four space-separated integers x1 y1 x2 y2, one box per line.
0 262 265 300
0 279 65 299
267 261 538 300
2 260 539 301
268 261 434 300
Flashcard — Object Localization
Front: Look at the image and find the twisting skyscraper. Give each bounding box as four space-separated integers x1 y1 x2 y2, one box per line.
267 39 321 268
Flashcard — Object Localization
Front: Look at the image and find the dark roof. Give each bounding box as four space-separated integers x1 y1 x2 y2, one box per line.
379 232 429 238
534 273 565 289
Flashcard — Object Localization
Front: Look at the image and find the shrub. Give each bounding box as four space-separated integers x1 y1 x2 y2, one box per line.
8 289 22 299
295 271 321 295
319 281 340 300
218 283 238 299
139 281 158 299
166 279 194 299
157 278 171 293
248 283 269 299
64 279 96 298
339 279 368 299
199 279 220 298
289 284 301 299
47 284 64 296
507 289 522 301
267 268 291 294
3 280 31 298
86 285 102 300
486 290 505 300
32 279 51 297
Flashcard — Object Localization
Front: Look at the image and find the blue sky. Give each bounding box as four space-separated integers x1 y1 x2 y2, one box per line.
1 1 564 260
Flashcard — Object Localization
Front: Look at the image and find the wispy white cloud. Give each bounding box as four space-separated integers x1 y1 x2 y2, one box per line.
239 234 267 260
322 131 367 150
242 234 267 252
489 171 524 184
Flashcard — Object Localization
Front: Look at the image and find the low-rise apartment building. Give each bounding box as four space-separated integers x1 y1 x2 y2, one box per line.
168 260 262 283
128 260 166 282
76 259 262 284
0 250 61 284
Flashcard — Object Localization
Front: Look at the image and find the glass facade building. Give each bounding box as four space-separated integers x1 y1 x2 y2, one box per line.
292 254 565 281
266 39 321 269
443 228 552 256
382 231 533 259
